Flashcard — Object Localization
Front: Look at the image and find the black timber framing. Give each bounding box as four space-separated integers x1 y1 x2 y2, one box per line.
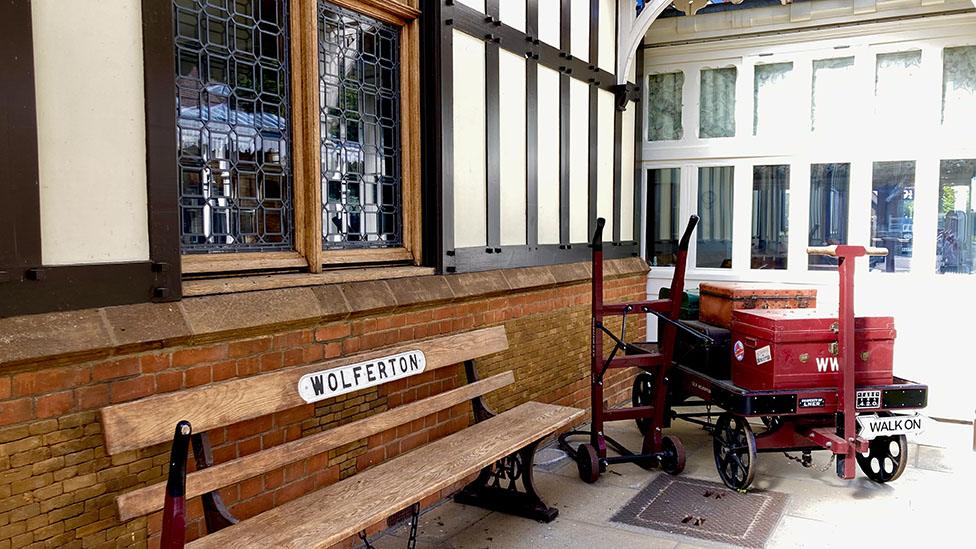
525 0 540 247
0 0 41 276
434 0 639 273
485 1 501 249
0 0 181 317
421 0 450 270
559 0 571 245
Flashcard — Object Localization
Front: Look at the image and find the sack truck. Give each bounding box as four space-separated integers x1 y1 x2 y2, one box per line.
562 217 928 490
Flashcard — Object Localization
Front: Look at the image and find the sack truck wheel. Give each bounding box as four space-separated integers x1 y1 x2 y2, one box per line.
576 443 601 484
659 435 686 475
631 373 655 435
856 435 908 483
713 413 757 491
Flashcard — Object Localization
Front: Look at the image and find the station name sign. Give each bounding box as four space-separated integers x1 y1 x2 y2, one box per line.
297 350 427 404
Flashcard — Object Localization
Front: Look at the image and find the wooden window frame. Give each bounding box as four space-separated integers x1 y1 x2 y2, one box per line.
182 0 422 276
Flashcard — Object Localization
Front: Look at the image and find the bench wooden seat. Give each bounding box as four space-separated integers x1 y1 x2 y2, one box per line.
188 402 579 549
100 326 583 548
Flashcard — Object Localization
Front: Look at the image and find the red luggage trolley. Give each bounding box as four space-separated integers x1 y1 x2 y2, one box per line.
662 245 929 490
559 216 700 483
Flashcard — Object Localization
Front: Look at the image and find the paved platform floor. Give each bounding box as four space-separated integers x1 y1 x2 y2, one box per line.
370 416 974 549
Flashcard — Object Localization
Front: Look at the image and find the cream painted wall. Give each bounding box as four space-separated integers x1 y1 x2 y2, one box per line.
571 0 590 62
499 50 527 246
500 0 526 32
597 89 615 232
599 0 616 73
568 79 589 243
32 0 150 265
538 0 561 48
452 31 488 249
620 105 636 241
537 66 562 245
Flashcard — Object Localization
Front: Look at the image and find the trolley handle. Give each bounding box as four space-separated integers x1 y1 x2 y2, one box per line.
591 217 606 252
678 215 700 251
806 245 889 257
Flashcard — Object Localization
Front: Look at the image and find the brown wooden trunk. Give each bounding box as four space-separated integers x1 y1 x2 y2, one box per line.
699 282 817 328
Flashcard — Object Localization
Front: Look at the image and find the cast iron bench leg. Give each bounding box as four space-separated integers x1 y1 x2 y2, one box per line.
452 360 559 523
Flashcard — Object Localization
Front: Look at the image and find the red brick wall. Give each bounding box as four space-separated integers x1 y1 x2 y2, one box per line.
0 272 647 548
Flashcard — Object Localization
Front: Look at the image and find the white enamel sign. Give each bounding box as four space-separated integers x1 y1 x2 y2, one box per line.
297 350 427 404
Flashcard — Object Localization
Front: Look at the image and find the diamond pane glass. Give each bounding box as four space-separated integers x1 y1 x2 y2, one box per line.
175 0 294 253
942 46 976 128
319 2 402 249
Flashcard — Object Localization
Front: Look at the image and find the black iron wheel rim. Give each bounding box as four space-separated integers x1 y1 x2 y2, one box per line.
855 435 907 483
632 373 654 435
712 413 757 490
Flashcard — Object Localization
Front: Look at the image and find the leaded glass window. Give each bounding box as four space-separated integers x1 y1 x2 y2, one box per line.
175 0 293 253
319 2 402 249
699 67 736 138
647 72 683 141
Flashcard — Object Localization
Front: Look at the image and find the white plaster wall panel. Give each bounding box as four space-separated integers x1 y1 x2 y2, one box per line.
458 0 485 13
32 0 150 265
569 78 590 243
500 0 526 32
597 89 615 233
499 50 527 246
599 0 616 73
571 0 590 62
537 66 561 245
452 31 488 248
538 0 561 48
620 104 636 241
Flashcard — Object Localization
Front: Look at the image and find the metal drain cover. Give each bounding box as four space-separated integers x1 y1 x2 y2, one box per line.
611 476 788 548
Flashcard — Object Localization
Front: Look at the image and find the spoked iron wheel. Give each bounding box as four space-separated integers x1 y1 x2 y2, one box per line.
576 443 600 484
712 413 758 491
856 435 908 483
631 373 654 435
659 435 686 475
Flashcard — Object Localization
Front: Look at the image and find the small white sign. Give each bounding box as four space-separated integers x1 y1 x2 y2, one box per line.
856 390 882 409
755 345 772 366
297 350 427 404
857 414 925 440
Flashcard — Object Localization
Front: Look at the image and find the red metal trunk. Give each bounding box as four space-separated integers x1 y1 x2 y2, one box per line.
730 309 895 391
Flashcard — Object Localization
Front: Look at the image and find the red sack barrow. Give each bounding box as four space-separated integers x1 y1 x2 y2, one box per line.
563 219 929 491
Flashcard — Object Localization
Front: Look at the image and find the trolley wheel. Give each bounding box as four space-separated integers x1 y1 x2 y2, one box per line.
659 435 686 475
856 435 908 483
631 373 654 435
576 443 600 484
713 413 757 491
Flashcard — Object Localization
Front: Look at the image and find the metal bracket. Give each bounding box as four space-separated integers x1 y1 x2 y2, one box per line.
463 360 496 422
191 432 239 533
453 439 557 523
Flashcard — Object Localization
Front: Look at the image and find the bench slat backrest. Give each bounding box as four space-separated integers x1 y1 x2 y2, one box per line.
115 370 515 521
101 327 508 456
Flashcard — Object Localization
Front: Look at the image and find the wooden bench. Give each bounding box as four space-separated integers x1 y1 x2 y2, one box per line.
101 326 583 548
